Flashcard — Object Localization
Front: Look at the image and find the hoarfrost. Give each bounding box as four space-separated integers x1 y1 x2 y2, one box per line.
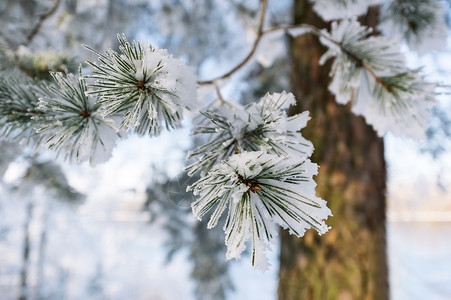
186 92 313 176
378 0 448 55
86 35 198 135
351 71 436 139
35 72 121 165
287 27 311 38
319 19 437 139
189 152 331 271
311 0 385 21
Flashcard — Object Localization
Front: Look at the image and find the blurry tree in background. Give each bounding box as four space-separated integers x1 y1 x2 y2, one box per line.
1 0 451 300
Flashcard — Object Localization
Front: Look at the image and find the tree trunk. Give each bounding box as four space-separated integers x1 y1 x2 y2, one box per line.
278 2 388 299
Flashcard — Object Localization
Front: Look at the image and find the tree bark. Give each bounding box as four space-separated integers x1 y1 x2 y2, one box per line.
278 2 388 299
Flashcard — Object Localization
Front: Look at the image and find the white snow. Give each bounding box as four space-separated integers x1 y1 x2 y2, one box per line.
190 151 331 271
88 36 198 135
311 0 385 21
187 91 314 176
36 73 121 166
319 19 437 139
378 0 448 55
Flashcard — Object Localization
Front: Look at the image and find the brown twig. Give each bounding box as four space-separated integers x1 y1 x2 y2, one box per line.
197 0 268 85
196 14 326 86
214 82 226 104
362 65 395 94
26 0 61 45
198 7 392 98
267 24 393 94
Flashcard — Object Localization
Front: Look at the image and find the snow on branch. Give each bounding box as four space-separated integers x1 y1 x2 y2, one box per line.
318 19 436 139
85 34 197 135
2 0 446 271
186 92 313 176
378 0 448 55
11 46 76 80
0 76 47 139
186 92 329 270
34 69 121 165
188 151 331 271
310 0 384 21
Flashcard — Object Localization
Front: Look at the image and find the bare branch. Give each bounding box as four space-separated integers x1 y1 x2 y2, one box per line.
214 82 226 104
26 0 61 45
197 0 268 85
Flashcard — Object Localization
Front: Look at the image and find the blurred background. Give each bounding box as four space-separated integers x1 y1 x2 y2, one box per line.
0 0 451 299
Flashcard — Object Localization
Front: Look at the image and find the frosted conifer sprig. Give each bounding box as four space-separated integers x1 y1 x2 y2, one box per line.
319 19 436 138
85 34 197 135
34 70 120 165
351 69 436 138
319 18 405 105
0 77 47 139
188 151 331 270
186 91 313 176
378 0 448 55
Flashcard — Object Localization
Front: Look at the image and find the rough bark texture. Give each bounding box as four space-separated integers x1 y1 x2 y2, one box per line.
278 2 388 299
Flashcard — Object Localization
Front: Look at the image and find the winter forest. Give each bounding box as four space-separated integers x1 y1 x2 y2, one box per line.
1 0 451 299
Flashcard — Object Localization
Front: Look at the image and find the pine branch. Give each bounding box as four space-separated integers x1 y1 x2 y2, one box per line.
379 0 448 54
352 68 436 138
318 19 437 138
0 76 47 139
34 68 120 165
13 46 76 80
188 151 331 270
185 92 313 176
85 34 197 135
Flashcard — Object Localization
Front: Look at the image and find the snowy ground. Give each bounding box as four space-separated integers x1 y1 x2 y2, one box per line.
1 199 450 300
389 222 451 300
1 131 451 299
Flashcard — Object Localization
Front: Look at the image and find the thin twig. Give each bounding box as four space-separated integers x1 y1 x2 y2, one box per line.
198 12 390 97
363 65 395 93
268 24 393 93
196 14 328 86
214 82 226 104
26 0 61 45
197 0 268 85
262 24 324 38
